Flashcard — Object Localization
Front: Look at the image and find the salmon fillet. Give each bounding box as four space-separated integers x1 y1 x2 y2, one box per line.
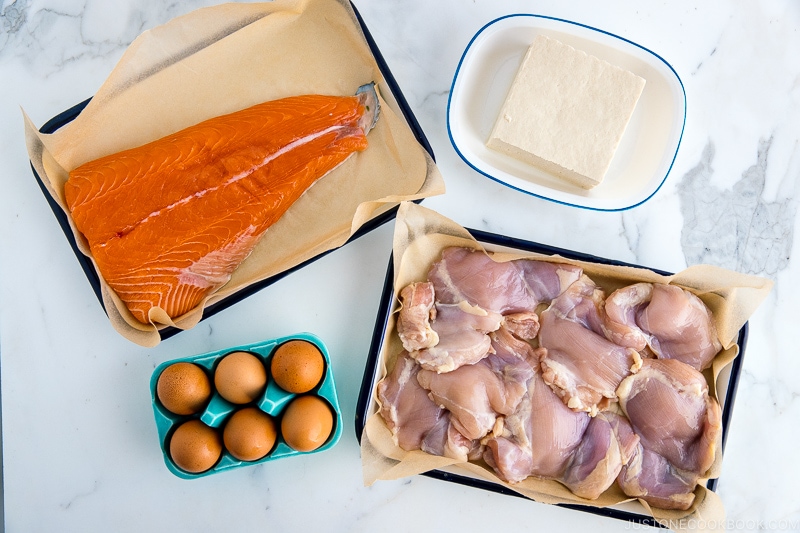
65 88 378 324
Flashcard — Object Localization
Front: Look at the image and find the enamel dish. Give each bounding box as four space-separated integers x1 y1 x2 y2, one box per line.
447 14 686 211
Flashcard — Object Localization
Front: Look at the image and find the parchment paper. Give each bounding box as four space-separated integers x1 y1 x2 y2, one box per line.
361 202 774 532
23 0 444 347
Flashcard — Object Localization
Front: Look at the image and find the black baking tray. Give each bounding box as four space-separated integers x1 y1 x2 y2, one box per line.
355 227 747 528
29 2 433 342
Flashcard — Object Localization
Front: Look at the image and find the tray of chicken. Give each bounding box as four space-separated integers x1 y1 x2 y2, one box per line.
356 202 770 526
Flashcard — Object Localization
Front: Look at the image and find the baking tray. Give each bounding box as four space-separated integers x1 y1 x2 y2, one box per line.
29 2 433 342
355 227 746 528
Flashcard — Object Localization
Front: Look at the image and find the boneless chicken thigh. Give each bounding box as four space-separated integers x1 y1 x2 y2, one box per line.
617 358 721 475
411 301 503 373
484 369 589 483
396 248 583 373
396 282 438 352
427 247 583 314
396 281 504 373
377 351 446 451
538 276 642 415
396 280 504 374
377 351 477 461
638 284 722 370
484 363 634 500
603 283 722 371
560 413 638 500
607 412 700 511
416 326 536 440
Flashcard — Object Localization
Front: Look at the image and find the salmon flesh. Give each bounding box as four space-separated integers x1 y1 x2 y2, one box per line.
65 85 380 324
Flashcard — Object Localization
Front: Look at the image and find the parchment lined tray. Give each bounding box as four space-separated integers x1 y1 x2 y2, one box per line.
447 14 686 211
29 2 433 342
355 228 746 528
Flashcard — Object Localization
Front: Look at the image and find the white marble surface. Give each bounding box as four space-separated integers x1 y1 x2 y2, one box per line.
1 0 799 531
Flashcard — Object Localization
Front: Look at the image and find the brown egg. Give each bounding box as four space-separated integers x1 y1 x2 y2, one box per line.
280 395 334 452
169 419 222 474
270 340 325 393
157 362 212 415
214 351 267 404
223 407 277 461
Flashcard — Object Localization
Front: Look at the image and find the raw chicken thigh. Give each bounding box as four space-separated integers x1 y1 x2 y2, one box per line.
416 326 536 440
561 413 638 500
396 247 582 373
396 282 438 351
412 301 503 373
607 412 700 511
617 358 721 475
484 367 589 483
377 351 446 451
376 351 476 461
539 276 642 415
609 359 723 510
484 362 631 499
603 283 722 371
396 281 503 373
428 247 583 314
417 412 483 462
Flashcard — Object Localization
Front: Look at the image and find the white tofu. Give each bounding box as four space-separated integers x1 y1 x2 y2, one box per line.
487 35 646 189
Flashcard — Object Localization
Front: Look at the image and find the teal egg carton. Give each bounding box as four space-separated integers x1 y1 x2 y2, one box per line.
150 332 342 479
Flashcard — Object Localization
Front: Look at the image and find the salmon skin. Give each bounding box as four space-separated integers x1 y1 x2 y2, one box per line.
65 84 380 324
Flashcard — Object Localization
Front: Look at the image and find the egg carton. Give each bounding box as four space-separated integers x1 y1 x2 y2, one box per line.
150 332 342 479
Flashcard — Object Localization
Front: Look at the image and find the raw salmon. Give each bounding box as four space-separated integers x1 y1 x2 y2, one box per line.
65 84 380 324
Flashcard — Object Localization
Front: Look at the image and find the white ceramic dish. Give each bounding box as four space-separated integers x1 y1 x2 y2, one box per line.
447 14 686 211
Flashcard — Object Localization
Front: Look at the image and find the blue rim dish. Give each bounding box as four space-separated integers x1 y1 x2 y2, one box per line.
447 14 687 212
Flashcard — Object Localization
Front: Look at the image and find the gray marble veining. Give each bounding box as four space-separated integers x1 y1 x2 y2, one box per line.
679 139 798 277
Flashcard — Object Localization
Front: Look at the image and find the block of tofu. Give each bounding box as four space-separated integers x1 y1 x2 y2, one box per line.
487 35 646 190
